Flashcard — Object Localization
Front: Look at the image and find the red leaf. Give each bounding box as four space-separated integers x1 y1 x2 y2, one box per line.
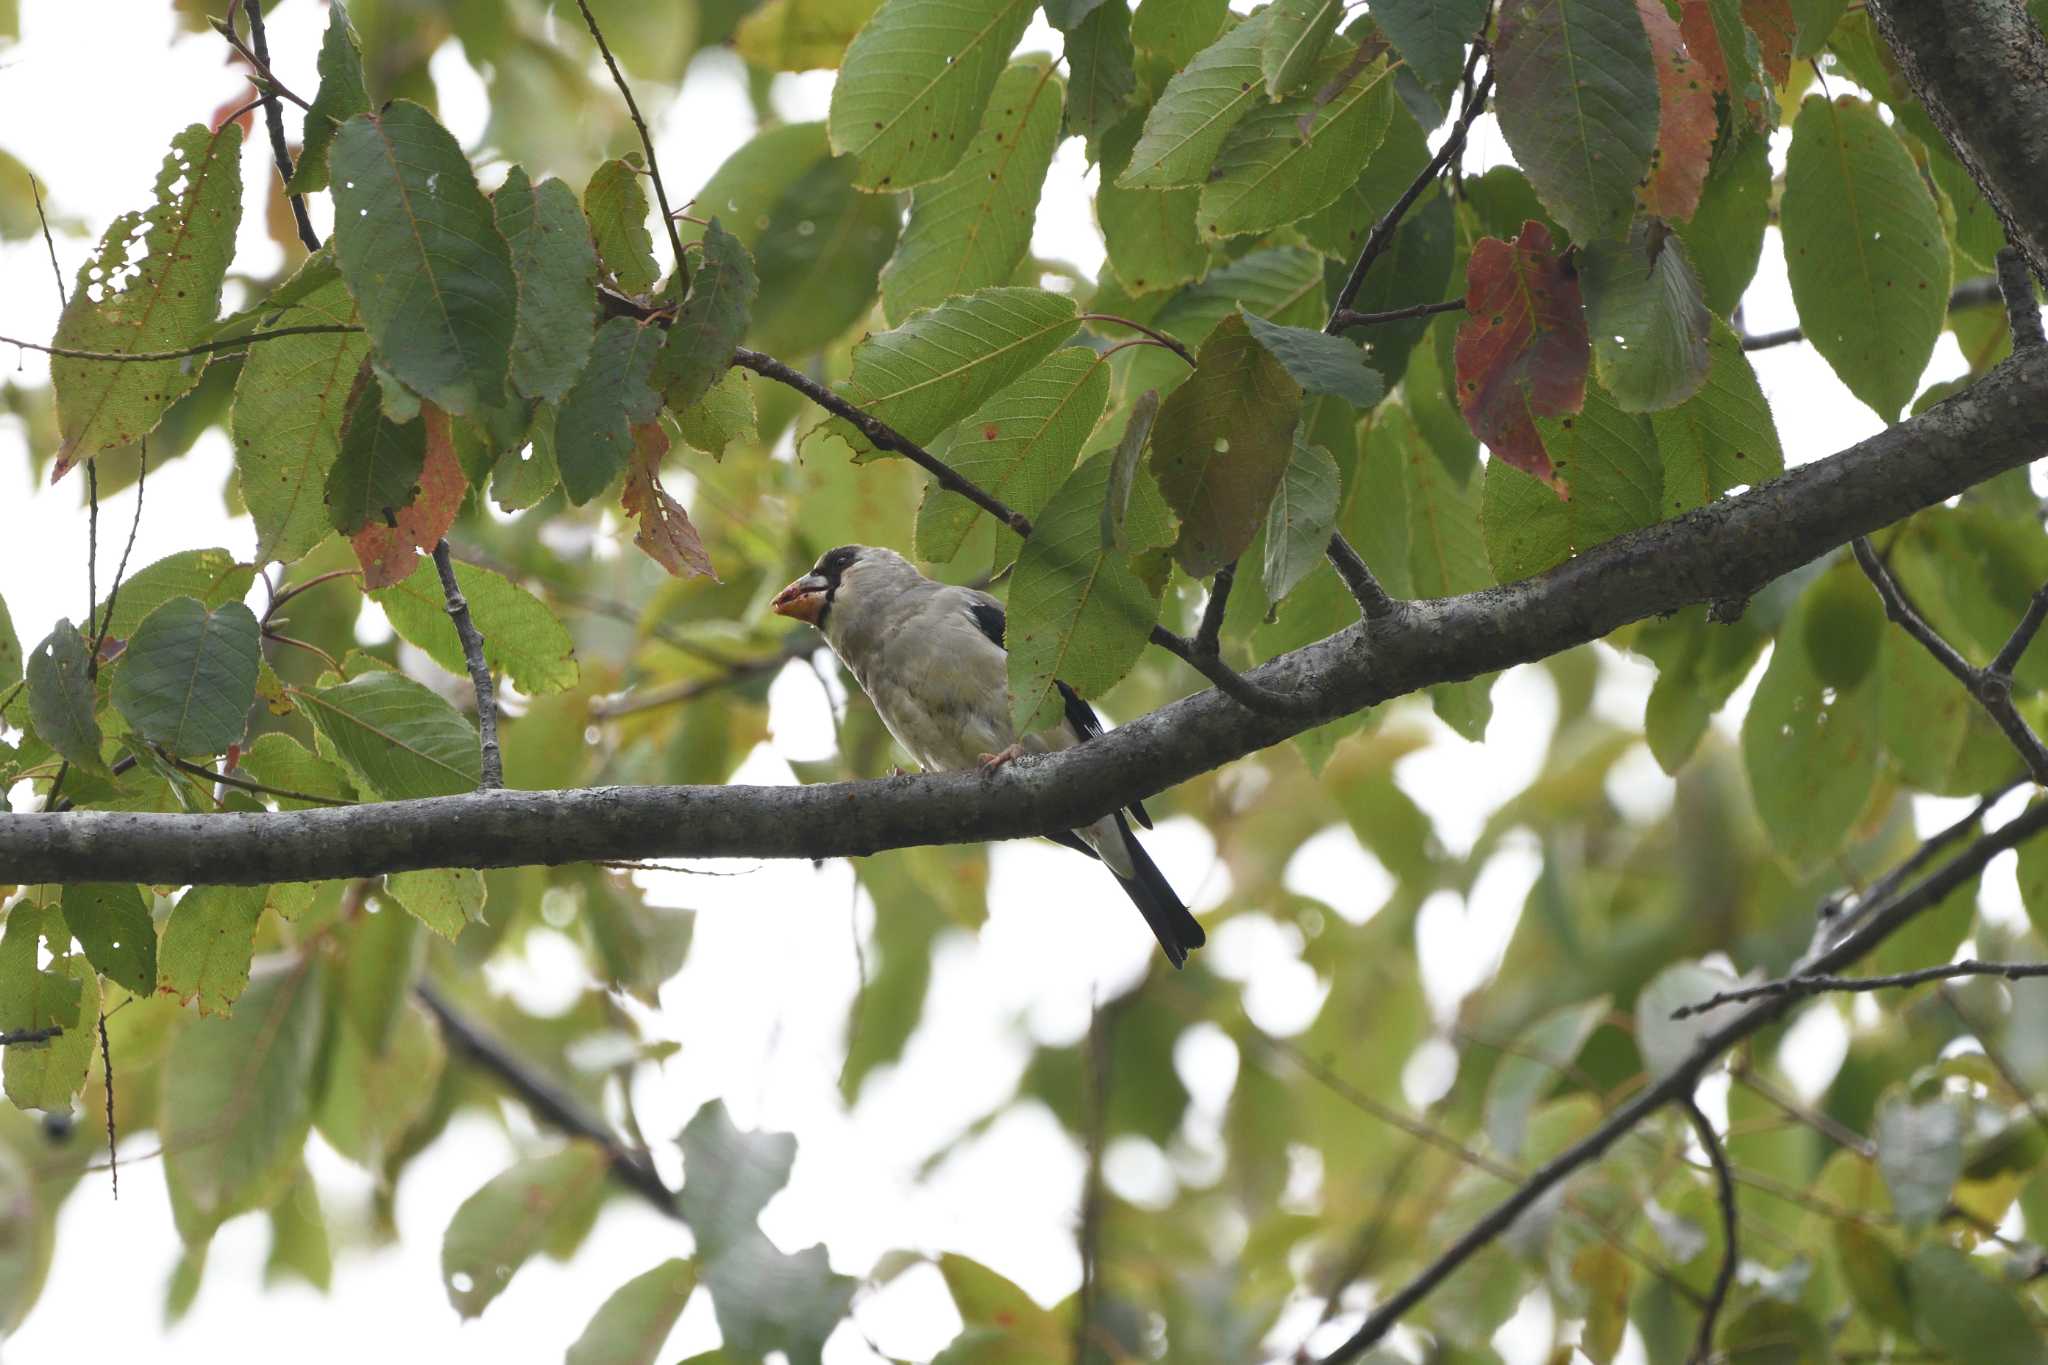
1677 0 1729 94
1638 0 1717 222
622 424 717 580
350 406 468 589
1454 221 1589 491
1742 0 1795 86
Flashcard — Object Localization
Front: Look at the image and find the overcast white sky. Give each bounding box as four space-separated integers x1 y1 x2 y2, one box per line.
0 3 2016 1362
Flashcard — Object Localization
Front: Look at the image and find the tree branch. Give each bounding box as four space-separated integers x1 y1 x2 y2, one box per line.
572 0 688 286
237 0 322 256
1329 299 1467 331
587 633 816 720
1672 958 2048 1017
431 540 503 790
1741 276 2005 350
1 325 362 365
1682 1099 1737 1365
9 349 2048 883
1998 244 2047 349
1852 535 2048 782
0 1027 63 1047
1078 313 1196 367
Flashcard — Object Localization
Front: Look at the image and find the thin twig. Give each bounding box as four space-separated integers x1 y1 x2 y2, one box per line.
1995 245 2044 351
588 633 815 719
1079 313 1196 367
1074 995 1110 1365
88 441 145 666
1194 562 1236 655
1329 298 1467 331
2 325 362 364
265 566 358 622
29 174 65 306
1743 277 2005 350
85 461 99 675
1675 958 2048 1017
572 0 688 284
0 1027 62 1047
212 11 314 109
1682 1099 1736 1364
1148 625 1320 717
1853 536 2048 783
160 751 352 808
432 541 503 790
238 0 323 255
98 1012 118 1200
1324 531 1400 620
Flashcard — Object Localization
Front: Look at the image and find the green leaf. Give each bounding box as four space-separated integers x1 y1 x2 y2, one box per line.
1389 403 1488 600
581 874 694 1004
490 412 560 511
91 548 256 644
1241 312 1385 409
584 156 660 297
159 885 265 1015
1482 384 1662 582
756 157 903 357
386 867 487 940
287 0 369 194
1781 96 1951 419
301 670 482 799
1007 449 1171 730
1792 0 1848 56
826 0 1037 190
239 732 355 810
1636 605 1767 773
1675 110 1771 317
0 916 98 1114
566 1260 698 1365
232 257 374 563
734 0 884 70
1198 53 1396 240
555 317 664 504
656 219 757 413
1484 997 1609 1160
1905 1244 2048 1364
827 287 1081 454
265 1166 333 1292
50 122 243 475
1261 0 1341 98
1119 9 1272 189
939 1254 1066 1357
1633 960 1741 1080
1493 0 1658 242
162 959 327 1243
330 101 517 418
493 166 599 404
1064 0 1137 141
1262 434 1341 605
1096 112 1209 296
1151 312 1303 577
1875 1094 1962 1231
1741 609 1882 868
110 596 260 756
879 59 1064 325
441 1144 610 1318
1339 186 1453 390
915 347 1112 562
324 367 426 536
1879 623 2016 796
317 995 444 1167
1651 317 1782 516
1578 224 1713 412
1370 0 1487 86
372 556 578 696
0 593 18 692
674 368 758 457
678 1102 858 1365
61 883 155 999
1132 0 1229 69
26 619 107 777
1101 387 1162 554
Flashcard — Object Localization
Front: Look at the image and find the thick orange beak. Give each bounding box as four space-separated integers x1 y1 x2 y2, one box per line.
771 574 827 625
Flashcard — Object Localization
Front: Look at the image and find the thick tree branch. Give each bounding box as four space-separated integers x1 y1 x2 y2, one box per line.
1999 244 2047 349
1869 0 2048 281
9 350 2048 884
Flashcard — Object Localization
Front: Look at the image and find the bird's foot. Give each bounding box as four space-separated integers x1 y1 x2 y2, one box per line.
977 743 1026 774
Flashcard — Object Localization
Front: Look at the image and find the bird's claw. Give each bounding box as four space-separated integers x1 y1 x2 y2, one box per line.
977 744 1026 774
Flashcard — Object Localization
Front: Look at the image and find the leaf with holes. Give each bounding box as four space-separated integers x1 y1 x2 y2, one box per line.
556 317 665 504
1262 434 1341 605
162 958 327 1243
1579 221 1713 412
1494 0 1658 243
301 670 481 799
50 121 243 477
1242 312 1385 409
1651 318 1781 515
330 102 516 418
622 424 717 579
61 882 155 999
566 1260 698 1365
1637 0 1717 222
1483 384 1661 582
1007 449 1171 731
372 556 578 695
159 885 265 1015
655 219 757 413
1454 222 1589 487
1781 96 1950 419
825 287 1080 456
110 596 259 757
288 0 369 193
879 59 1063 325
494 166 598 404
1118 8 1272 189
583 156 659 297
441 1143 609 1318
26 620 107 777
1151 313 1303 577
1197 50 1395 240
914 347 1111 563
827 0 1038 190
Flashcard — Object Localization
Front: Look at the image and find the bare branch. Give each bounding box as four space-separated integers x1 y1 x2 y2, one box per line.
0 1027 63 1047
1324 532 1400 620
1329 298 1467 331
1743 276 2004 350
1673 957 2048 1018
87 441 146 671
1682 1099 1737 1365
1 324 363 365
238 0 322 255
1194 562 1236 655
161 751 352 808
1078 313 1196 367
1998 244 2047 349
28 174 65 305
1147 624 1321 718
431 540 504 790
572 0 689 284
588 634 815 719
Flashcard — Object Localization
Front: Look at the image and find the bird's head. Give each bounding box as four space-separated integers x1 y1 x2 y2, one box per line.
770 544 917 634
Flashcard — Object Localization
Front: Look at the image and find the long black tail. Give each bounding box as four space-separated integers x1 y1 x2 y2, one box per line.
1106 811 1204 969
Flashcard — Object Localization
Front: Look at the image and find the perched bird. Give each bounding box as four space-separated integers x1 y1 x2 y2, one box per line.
771 545 1204 968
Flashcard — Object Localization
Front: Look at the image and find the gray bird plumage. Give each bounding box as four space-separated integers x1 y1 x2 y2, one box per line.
772 545 1203 967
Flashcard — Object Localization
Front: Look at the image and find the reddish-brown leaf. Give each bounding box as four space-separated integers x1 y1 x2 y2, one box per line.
350 406 467 589
1454 221 1589 490
1638 0 1717 222
622 424 717 580
1742 0 1795 86
1677 0 1728 94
